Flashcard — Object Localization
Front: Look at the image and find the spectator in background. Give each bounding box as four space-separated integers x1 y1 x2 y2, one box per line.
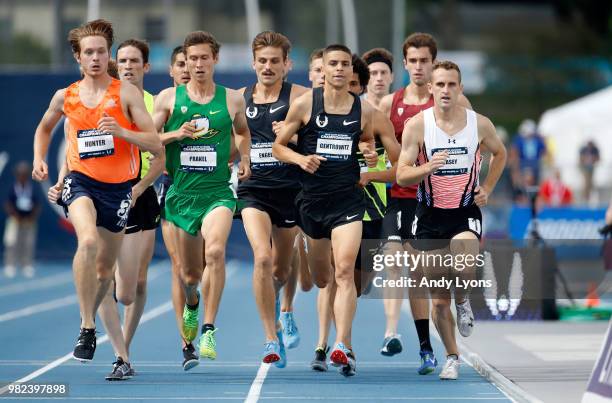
510 119 547 185
538 168 573 207
3 161 40 278
579 140 600 203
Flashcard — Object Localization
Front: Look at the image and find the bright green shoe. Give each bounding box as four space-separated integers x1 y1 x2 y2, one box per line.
182 304 199 343
199 328 218 360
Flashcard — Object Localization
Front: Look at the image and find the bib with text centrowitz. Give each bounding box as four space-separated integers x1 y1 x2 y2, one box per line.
316 133 353 161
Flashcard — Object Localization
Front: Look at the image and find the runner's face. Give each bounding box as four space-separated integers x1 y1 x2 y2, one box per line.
170 52 190 85
77 36 110 78
429 68 462 110
117 46 149 89
253 46 286 86
186 44 217 83
404 46 433 86
348 72 364 95
367 62 393 96
323 51 352 89
308 58 324 88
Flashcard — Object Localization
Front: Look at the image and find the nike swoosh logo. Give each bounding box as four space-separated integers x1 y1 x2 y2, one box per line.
209 110 222 115
346 214 359 220
284 219 295 223
269 105 285 114
125 225 138 230
343 120 358 126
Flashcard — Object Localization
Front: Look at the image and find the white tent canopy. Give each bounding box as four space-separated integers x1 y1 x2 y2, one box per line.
538 86 612 200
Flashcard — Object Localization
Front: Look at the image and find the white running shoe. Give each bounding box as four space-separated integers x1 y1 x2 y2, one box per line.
23 265 35 278
456 299 474 337
4 265 16 279
439 356 459 380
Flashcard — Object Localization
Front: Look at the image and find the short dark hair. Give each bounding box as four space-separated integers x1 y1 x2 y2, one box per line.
362 47 393 72
323 44 352 58
170 45 184 65
117 38 150 64
183 31 221 57
252 31 291 60
402 32 437 60
432 60 461 82
352 54 370 90
309 48 323 65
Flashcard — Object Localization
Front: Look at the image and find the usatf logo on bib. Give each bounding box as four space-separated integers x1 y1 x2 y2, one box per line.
191 114 220 139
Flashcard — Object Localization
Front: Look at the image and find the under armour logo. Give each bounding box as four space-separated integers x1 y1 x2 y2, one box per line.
316 114 328 128
448 139 456 144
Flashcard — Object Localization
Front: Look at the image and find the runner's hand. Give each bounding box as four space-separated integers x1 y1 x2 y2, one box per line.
359 172 372 188
131 184 145 207
427 150 449 174
98 113 125 137
237 156 251 181
474 185 490 207
299 155 326 174
32 159 48 181
47 181 62 203
272 121 285 136
177 122 197 140
363 147 378 168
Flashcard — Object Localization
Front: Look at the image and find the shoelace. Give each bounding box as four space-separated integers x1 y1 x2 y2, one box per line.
184 309 199 328
202 329 217 350
284 315 297 335
264 341 277 352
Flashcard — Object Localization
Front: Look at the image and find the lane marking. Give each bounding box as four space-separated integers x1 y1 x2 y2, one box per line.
244 363 271 403
0 294 77 322
0 300 173 396
0 271 73 297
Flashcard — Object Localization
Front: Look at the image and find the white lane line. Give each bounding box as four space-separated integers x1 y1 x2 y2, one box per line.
0 272 73 297
22 397 509 401
0 263 170 323
0 295 77 322
400 303 540 403
244 362 271 403
0 300 173 396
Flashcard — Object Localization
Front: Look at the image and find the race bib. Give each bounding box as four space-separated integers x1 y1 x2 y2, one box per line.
316 133 353 161
432 147 470 176
77 129 114 159
180 144 217 172
251 142 281 169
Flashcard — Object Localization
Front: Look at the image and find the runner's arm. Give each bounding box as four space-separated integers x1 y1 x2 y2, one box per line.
477 115 507 195
362 109 400 184
272 92 311 166
396 113 445 186
33 89 65 181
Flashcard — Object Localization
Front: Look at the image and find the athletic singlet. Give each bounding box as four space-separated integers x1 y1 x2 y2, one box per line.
163 84 233 192
64 78 139 184
416 108 481 209
298 87 361 195
240 81 300 189
389 89 434 199
139 90 155 179
356 137 386 221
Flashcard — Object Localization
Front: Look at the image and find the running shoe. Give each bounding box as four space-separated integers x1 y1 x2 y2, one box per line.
380 334 403 356
274 329 287 368
182 293 200 342
280 312 300 349
417 350 438 375
198 328 217 360
340 351 356 377
439 356 460 380
105 357 132 381
456 299 475 337
73 328 96 362
310 346 329 372
262 341 281 364
182 343 199 371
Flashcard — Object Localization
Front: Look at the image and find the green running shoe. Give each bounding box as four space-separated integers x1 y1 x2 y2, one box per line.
182 297 200 342
199 328 218 360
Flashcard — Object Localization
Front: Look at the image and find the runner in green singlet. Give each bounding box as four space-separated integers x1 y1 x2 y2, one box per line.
153 31 251 361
